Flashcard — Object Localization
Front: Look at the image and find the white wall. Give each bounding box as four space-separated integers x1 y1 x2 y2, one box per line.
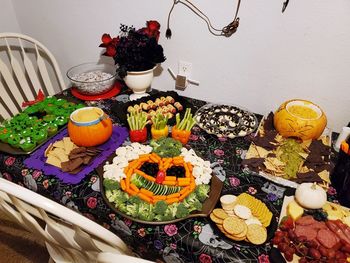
0 0 20 32
9 0 350 132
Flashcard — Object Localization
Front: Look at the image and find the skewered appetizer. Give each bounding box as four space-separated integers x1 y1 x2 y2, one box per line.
126 96 183 122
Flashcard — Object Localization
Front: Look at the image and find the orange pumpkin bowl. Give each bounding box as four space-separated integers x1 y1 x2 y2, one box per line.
273 99 327 141
68 107 113 147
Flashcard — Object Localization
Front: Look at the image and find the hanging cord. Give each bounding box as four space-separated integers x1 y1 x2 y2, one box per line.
166 0 242 38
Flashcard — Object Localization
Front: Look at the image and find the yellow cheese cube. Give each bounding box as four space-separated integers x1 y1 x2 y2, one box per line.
287 200 304 221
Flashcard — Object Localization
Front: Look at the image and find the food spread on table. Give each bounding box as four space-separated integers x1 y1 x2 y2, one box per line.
102 136 213 222
242 111 331 187
210 193 273 245
0 97 84 152
45 137 102 174
272 183 350 262
194 103 258 138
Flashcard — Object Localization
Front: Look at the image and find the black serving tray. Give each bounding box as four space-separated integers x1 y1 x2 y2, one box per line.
111 91 195 127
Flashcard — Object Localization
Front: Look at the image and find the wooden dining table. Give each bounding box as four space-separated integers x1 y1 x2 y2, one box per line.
0 87 339 263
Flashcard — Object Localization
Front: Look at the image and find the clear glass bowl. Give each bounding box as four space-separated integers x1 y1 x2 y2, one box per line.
67 62 117 95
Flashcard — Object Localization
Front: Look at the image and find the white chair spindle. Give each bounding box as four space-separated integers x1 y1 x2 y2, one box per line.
19 38 43 95
5 38 35 101
0 75 19 115
35 44 55 95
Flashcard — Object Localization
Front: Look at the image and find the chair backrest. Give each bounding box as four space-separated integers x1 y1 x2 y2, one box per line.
0 177 133 262
0 33 66 120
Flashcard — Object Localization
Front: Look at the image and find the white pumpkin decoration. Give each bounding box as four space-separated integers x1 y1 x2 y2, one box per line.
295 183 327 209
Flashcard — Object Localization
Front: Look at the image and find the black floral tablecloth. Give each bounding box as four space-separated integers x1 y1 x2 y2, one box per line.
0 88 339 263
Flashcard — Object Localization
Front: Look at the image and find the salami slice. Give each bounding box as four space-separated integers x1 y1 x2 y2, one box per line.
317 229 338 249
296 215 316 226
295 225 317 240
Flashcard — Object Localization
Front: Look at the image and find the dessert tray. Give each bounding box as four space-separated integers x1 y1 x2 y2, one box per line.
96 139 223 224
0 96 84 155
242 113 331 188
111 91 194 127
194 103 258 138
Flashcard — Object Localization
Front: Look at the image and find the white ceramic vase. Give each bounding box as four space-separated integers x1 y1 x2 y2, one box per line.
124 66 157 101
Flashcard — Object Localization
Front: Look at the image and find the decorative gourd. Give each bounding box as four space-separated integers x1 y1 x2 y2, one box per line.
295 183 327 209
68 107 112 147
274 99 327 140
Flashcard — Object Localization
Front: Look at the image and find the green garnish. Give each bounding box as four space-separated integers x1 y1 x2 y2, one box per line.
176 108 196 131
127 111 149 131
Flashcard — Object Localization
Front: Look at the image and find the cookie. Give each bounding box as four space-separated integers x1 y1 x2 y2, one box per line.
246 224 267 245
213 208 229 220
223 217 245 235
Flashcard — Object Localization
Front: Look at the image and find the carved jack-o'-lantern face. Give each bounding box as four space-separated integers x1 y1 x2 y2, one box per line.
123 154 195 204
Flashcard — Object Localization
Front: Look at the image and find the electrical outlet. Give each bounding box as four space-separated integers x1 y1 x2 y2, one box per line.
178 61 192 78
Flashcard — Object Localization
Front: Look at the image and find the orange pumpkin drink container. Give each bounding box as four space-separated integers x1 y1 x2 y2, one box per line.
151 113 169 140
127 111 149 143
172 108 196 145
68 107 113 147
273 99 327 141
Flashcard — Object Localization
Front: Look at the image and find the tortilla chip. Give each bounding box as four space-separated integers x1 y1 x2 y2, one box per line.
256 146 269 158
318 170 330 183
53 140 65 149
44 143 53 157
51 148 69 162
63 137 74 154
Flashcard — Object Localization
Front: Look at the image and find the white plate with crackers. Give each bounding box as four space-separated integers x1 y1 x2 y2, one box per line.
210 192 278 246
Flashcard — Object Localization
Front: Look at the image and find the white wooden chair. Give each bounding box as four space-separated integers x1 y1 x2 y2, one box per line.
0 33 66 120
0 177 154 263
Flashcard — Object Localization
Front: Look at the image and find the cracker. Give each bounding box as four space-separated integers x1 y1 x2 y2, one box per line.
51 148 69 162
44 143 54 157
63 137 74 154
210 213 224 224
53 140 65 149
46 155 62 168
225 233 246 241
246 224 267 245
213 208 229 220
223 217 245 235
245 217 262 226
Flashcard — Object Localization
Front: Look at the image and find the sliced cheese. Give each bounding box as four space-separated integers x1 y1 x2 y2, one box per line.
287 200 304 221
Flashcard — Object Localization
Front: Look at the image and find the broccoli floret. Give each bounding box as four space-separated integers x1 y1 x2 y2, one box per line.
151 138 182 158
118 202 128 213
105 189 113 200
128 195 142 205
154 200 168 215
195 184 210 202
183 193 202 212
164 203 178 219
188 200 202 212
126 203 139 217
138 202 155 221
176 203 189 218
103 179 120 191
109 189 128 205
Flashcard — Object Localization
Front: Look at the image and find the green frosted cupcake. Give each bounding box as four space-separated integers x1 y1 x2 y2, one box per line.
43 114 56 123
47 123 58 136
7 134 21 148
20 139 36 152
54 116 67 126
0 127 11 143
32 129 48 144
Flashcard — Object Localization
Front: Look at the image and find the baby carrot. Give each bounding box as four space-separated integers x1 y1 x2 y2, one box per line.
167 192 180 199
125 188 137 196
162 180 177 186
138 193 152 203
153 195 167 201
130 183 140 193
165 197 179 204
178 181 190 187
140 188 154 197
179 186 189 195
120 179 126 191
165 176 177 181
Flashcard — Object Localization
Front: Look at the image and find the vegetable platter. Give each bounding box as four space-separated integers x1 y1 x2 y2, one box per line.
111 91 195 127
96 137 223 224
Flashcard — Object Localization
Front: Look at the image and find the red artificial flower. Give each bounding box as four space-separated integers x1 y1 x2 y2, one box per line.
105 45 117 57
147 20 160 31
101 33 112 45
